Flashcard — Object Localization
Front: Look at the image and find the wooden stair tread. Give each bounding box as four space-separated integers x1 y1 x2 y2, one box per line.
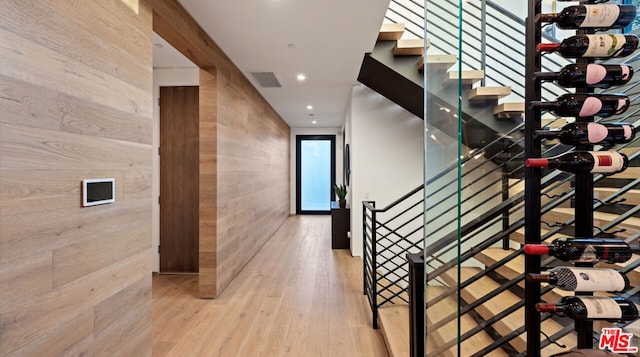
541 115 571 129
445 70 484 85
393 39 426 56
378 305 410 357
475 248 572 302
608 166 640 180
475 248 522 281
378 23 405 41
546 207 640 232
594 187 640 206
468 86 511 100
418 54 457 71
441 267 575 354
620 147 640 156
493 102 524 118
426 286 509 357
509 227 562 245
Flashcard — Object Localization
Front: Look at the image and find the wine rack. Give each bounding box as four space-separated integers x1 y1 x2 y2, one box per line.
524 1 639 355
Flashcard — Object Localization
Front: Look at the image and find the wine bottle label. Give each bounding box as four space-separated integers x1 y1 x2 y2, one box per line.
592 152 625 173
554 267 626 291
587 123 608 143
580 5 621 28
578 97 602 117
616 99 628 114
621 65 631 81
585 64 607 85
581 297 622 319
584 35 626 57
623 125 633 140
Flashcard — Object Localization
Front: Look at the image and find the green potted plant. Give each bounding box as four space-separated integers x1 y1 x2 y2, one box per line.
334 183 347 208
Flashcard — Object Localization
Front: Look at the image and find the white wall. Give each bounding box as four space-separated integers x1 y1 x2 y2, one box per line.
290 127 344 215
347 84 425 257
152 67 199 272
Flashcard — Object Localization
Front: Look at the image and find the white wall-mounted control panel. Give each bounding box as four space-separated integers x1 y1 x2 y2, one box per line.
82 178 115 207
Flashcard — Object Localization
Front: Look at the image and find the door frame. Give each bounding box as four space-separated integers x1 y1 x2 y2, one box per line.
295 135 336 214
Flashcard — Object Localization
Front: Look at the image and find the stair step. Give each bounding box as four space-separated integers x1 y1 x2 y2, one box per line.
544 207 640 240
426 286 509 356
445 70 484 85
442 267 576 354
417 54 457 71
393 39 426 56
493 102 525 118
378 23 405 41
509 227 565 245
594 187 640 206
468 86 511 100
476 248 573 303
378 305 410 357
541 115 571 129
608 166 640 180
476 248 522 281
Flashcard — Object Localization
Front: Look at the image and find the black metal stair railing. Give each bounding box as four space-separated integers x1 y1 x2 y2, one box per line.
364 80 640 355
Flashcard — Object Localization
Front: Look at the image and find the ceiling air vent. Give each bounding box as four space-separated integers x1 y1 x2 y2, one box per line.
250 71 282 88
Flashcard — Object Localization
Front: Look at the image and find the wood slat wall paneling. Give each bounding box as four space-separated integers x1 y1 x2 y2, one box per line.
199 68 218 297
154 0 290 297
0 0 153 355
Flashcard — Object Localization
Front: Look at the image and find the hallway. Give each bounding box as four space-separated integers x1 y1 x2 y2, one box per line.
152 215 389 356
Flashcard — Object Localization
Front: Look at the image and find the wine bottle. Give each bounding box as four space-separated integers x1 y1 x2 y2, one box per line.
536 296 638 322
526 267 629 292
537 34 639 59
531 93 629 118
539 5 636 30
523 238 633 263
525 150 628 174
535 64 633 88
534 122 635 146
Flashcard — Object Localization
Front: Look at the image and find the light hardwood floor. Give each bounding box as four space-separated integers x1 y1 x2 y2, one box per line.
152 215 389 356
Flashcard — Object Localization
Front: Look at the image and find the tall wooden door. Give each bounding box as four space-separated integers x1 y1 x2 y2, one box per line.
159 86 199 273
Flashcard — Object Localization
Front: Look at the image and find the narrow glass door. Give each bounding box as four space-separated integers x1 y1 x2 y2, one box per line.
296 135 336 214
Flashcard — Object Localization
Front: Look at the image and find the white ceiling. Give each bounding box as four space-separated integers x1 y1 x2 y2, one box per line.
152 0 391 128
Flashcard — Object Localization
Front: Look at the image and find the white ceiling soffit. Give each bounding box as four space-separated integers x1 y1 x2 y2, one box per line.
152 32 196 69
171 0 391 128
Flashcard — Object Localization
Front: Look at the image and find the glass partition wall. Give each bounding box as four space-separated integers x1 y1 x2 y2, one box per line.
423 1 463 354
423 1 528 355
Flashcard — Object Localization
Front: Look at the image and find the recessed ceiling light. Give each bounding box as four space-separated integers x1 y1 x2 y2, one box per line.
297 74 306 81
306 105 313 110
309 113 315 116
312 120 317 124
288 43 296 48
154 43 164 48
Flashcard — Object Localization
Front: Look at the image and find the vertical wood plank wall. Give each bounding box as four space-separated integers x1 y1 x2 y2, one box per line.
153 0 290 297
199 68 218 296
0 0 153 355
